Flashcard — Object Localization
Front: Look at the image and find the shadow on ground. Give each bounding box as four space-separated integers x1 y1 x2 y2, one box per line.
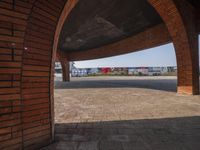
42 116 200 150
55 78 177 92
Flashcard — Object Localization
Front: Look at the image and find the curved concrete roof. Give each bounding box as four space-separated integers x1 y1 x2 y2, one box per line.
58 0 199 54
58 0 163 52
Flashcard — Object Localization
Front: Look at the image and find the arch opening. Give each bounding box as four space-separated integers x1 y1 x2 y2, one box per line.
148 0 199 95
52 44 200 150
53 0 200 147
0 0 199 149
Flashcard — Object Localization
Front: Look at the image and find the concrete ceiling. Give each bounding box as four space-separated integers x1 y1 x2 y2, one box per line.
58 0 199 53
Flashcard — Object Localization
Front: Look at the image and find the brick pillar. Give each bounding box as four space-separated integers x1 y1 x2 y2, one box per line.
60 60 70 82
148 0 199 95
56 50 70 82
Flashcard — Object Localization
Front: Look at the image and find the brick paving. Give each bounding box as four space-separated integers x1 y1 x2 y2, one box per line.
42 76 200 150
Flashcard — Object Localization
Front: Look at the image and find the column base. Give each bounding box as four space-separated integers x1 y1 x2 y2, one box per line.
62 78 70 82
177 86 199 95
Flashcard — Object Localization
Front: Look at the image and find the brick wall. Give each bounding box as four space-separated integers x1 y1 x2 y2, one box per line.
0 1 33 149
148 0 199 95
0 0 199 150
0 0 66 149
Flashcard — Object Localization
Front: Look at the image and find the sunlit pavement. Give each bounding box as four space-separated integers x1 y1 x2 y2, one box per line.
42 76 200 150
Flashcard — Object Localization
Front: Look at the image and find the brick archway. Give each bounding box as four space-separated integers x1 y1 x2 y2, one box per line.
0 0 199 149
50 0 79 141
0 0 76 149
148 0 199 95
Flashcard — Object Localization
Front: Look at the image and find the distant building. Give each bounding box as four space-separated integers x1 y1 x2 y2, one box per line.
71 68 87 77
55 62 62 73
148 67 161 76
167 66 177 72
55 65 179 77
87 68 99 75
112 67 128 75
128 67 137 75
101 68 111 74
135 67 149 76
160 67 168 74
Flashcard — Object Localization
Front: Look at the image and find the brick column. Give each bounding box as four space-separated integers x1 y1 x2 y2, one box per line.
56 50 70 82
60 59 70 82
148 0 199 95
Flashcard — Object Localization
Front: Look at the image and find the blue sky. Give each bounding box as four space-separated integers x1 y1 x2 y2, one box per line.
75 36 200 68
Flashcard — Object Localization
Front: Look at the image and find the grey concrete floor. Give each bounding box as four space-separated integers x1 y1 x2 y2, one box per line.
42 76 200 150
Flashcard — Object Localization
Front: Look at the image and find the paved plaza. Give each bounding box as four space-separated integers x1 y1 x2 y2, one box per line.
42 76 200 150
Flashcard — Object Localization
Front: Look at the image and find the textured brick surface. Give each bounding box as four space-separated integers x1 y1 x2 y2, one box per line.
0 0 66 149
148 0 199 95
0 0 199 149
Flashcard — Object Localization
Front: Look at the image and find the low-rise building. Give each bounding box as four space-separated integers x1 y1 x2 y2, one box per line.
128 67 137 75
112 67 128 75
87 68 99 75
135 67 149 76
71 68 88 77
148 67 161 76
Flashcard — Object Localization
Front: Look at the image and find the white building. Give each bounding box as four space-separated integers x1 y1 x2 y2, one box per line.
71 68 87 77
